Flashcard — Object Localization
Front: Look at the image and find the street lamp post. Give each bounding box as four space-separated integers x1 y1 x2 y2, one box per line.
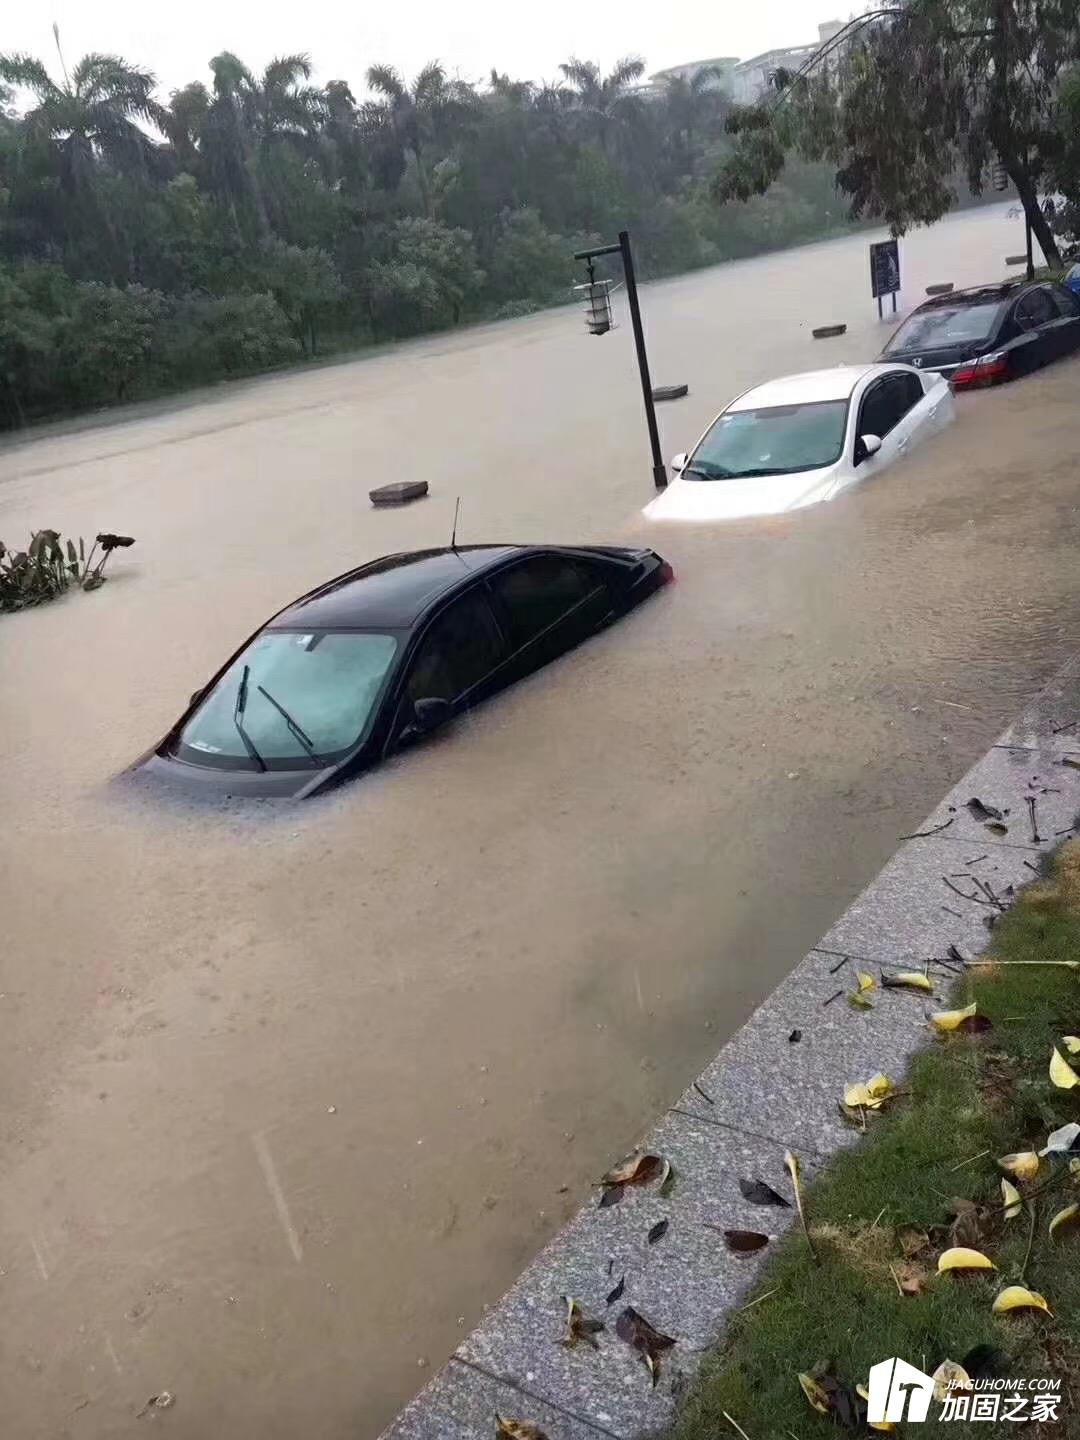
574 231 669 492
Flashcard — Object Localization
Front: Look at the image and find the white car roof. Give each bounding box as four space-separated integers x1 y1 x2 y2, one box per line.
728 365 881 412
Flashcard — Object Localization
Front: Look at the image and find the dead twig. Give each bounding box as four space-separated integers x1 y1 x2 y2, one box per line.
900 817 954 840
722 1412 753 1440
942 875 995 906
737 1286 779 1313
965 854 988 866
941 905 963 918
828 955 850 975
889 1262 905 1298
1027 795 1042 844
823 989 844 1007
947 1148 990 1173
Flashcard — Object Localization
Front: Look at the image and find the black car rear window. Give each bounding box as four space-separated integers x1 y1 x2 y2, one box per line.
884 300 1005 354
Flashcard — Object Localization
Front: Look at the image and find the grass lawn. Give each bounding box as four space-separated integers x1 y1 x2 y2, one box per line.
667 844 1080 1439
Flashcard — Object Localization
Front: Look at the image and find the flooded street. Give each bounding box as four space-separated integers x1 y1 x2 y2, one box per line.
3 202 1080 1438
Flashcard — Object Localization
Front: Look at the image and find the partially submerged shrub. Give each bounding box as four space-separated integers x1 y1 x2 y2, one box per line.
0 529 136 612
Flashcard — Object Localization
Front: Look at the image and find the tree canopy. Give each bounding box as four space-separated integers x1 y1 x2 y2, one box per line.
0 26 1032 429
715 0 1080 266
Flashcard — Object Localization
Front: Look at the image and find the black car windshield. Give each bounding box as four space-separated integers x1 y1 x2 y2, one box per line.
177 630 399 769
686 400 848 480
884 300 1005 354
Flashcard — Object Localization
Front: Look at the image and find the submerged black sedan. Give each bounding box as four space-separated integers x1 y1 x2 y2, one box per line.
133 544 672 798
880 279 1080 388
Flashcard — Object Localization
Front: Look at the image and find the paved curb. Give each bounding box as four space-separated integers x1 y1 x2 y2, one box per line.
380 656 1080 1440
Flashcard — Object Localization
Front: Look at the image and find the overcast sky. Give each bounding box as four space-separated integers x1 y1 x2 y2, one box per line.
4 2 845 99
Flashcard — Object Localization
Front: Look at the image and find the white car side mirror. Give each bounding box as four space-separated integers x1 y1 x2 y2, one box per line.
859 433 882 459
670 452 688 475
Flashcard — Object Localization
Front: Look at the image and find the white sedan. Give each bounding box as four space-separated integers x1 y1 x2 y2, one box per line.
642 363 954 522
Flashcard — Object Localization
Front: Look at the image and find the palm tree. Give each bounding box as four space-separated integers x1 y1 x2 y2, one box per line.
557 56 645 155
661 67 725 177
201 52 323 238
362 61 476 215
0 49 164 190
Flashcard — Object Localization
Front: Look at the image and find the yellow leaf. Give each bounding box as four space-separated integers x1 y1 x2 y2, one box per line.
843 1074 892 1110
992 1285 1051 1316
883 971 934 992
1071 1158 1080 1181
847 990 874 1010
931 1360 971 1403
866 1072 891 1098
998 1151 1040 1181
930 1001 978 1032
856 971 875 992
798 1373 830 1416
1001 1179 1023 1220
1064 1035 1080 1054
496 1419 550 1440
856 1383 897 1432
1050 1046 1080 1089
843 1082 873 1108
1049 1203 1080 1243
938 1246 996 1272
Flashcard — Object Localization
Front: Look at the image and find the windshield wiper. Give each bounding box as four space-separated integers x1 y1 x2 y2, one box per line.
685 463 734 480
234 665 267 772
256 685 322 768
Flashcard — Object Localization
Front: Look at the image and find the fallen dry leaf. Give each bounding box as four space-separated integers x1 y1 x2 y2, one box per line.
738 1178 790 1207
992 1285 1051 1316
560 1296 604 1351
1041 1122 1080 1156
857 1382 897 1432
949 1198 987 1250
896 1224 930 1257
930 1002 978 1033
784 1151 818 1264
998 1151 1040 1181
882 971 934 993
614 1306 675 1387
723 1229 769 1254
647 1219 669 1245
1001 1179 1023 1221
938 1246 996 1272
894 1259 926 1294
843 1073 893 1110
601 1152 664 1188
1050 1046 1080 1090
847 989 874 1010
967 798 1004 822
931 1360 972 1403
605 1276 625 1306
1049 1203 1080 1244
957 1014 994 1034
797 1372 831 1416
856 971 875 993
496 1418 550 1440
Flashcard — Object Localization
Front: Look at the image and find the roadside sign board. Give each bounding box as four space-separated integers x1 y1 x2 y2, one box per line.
870 239 900 299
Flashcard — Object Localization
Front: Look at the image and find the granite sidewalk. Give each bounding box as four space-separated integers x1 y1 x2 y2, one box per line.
380 656 1080 1440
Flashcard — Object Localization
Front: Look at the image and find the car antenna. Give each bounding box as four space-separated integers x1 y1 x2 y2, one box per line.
450 496 461 551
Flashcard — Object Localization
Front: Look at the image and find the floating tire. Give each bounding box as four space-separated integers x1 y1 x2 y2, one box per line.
925 282 954 296
370 481 430 507
812 324 847 339
651 383 689 402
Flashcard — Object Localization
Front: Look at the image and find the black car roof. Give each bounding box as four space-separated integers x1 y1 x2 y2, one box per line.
915 280 1026 314
269 545 523 629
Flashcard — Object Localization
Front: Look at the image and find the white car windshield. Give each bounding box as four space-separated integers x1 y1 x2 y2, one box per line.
178 630 399 769
686 400 848 480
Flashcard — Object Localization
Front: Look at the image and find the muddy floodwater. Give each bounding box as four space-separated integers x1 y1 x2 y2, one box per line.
3 202 1080 1438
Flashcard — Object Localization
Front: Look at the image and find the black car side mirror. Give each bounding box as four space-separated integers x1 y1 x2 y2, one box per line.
413 696 451 732
399 696 452 746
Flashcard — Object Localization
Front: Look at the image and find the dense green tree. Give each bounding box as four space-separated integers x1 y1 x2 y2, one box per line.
715 0 1080 265
3 24 1058 430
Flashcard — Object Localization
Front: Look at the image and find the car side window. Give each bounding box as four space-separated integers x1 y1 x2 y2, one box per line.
858 380 897 439
1014 288 1056 330
406 590 503 704
1050 285 1080 318
891 372 924 419
488 556 594 650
